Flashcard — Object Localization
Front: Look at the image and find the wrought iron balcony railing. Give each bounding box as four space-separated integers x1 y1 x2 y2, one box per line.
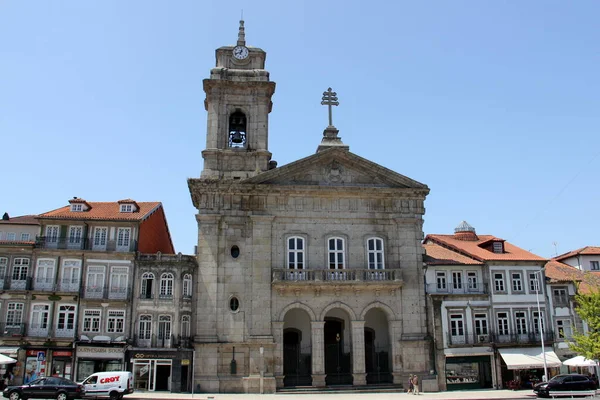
447 331 554 346
35 236 138 252
133 333 193 349
0 323 26 337
427 283 489 295
83 285 131 300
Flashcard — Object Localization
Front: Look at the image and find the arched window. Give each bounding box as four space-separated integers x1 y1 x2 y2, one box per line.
182 274 192 298
141 272 154 299
328 237 345 270
287 237 305 269
160 273 174 298
228 111 247 148
367 238 385 270
139 315 152 340
158 315 172 343
181 315 191 338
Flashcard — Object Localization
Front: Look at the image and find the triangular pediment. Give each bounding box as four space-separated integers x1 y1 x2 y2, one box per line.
242 148 428 189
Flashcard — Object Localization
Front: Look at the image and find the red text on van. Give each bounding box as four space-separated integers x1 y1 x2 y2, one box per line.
99 376 121 384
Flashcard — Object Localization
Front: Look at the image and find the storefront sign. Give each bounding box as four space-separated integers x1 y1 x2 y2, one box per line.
132 352 178 359
25 350 46 383
77 346 124 359
53 351 73 357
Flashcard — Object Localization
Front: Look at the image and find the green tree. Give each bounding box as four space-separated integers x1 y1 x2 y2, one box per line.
569 288 600 361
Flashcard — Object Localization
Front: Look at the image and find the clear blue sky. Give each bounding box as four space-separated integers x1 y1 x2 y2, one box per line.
1 1 598 258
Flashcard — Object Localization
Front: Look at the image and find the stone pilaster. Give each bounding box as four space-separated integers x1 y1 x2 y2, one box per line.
351 320 366 385
249 215 275 337
390 320 404 384
272 321 284 388
311 321 326 387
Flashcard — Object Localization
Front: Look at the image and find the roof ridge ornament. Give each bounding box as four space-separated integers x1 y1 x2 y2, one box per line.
237 18 246 46
317 87 348 153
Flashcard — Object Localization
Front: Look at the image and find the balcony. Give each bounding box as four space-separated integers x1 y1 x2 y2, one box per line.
494 331 554 345
133 334 193 349
83 285 131 300
55 326 76 338
28 323 49 338
447 332 554 347
427 283 488 295
36 237 138 252
272 268 403 291
0 323 26 337
33 277 55 291
58 278 81 293
9 277 32 291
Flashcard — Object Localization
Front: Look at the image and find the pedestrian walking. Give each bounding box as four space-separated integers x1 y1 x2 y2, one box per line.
412 374 419 395
407 374 413 393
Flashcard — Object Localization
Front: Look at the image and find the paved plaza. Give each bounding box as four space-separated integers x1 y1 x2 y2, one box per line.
123 389 539 400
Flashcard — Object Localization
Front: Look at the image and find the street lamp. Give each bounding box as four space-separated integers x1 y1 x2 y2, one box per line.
533 268 549 382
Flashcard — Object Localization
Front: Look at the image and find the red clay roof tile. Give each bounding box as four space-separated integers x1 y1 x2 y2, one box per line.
423 243 483 265
38 201 162 222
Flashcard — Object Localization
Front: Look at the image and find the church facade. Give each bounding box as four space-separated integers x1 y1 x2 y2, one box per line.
188 22 433 393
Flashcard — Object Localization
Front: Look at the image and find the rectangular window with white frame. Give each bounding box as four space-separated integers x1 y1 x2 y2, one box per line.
68 226 83 248
6 232 16 241
116 228 131 251
120 204 133 213
493 272 505 292
83 309 102 333
367 237 385 269
20 233 30 241
497 312 510 335
529 272 542 293
532 311 545 335
85 265 105 298
436 271 447 291
45 225 59 245
61 260 81 292
35 259 56 290
109 266 129 299
474 313 489 336
515 311 528 334
328 237 345 269
287 237 305 269
511 272 523 293
0 257 7 280
591 261 600 271
30 304 51 336
553 287 569 306
56 305 76 337
106 310 125 333
452 271 463 290
92 227 108 250
467 271 478 291
557 319 573 340
6 302 24 327
449 314 465 344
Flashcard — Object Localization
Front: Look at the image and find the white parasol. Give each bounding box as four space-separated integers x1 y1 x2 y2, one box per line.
563 355 598 367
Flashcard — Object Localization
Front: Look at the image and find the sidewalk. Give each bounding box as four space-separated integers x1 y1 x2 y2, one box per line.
124 389 537 400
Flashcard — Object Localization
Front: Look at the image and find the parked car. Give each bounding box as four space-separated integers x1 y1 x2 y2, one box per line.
80 371 133 400
2 377 85 400
534 374 597 398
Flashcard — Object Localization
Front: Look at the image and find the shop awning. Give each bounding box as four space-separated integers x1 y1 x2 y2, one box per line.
0 347 19 357
499 347 562 370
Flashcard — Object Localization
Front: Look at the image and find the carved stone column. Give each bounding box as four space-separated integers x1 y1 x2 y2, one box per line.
273 321 284 388
351 320 366 385
311 321 326 387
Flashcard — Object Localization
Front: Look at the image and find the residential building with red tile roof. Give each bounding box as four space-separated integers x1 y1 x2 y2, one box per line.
554 246 600 273
423 221 553 391
0 198 176 384
0 213 40 244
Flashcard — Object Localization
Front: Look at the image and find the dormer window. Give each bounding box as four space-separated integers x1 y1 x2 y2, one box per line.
120 204 133 213
71 204 83 212
492 241 504 254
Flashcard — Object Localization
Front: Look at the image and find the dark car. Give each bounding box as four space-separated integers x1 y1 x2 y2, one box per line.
2 377 85 400
534 374 597 398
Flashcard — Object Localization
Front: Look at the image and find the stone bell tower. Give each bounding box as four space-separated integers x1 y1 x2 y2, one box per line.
201 20 276 179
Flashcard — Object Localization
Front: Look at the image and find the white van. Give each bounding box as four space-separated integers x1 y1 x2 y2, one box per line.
81 371 134 400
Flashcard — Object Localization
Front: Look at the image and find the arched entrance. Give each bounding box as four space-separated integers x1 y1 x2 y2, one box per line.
364 308 392 384
324 310 353 385
283 309 312 387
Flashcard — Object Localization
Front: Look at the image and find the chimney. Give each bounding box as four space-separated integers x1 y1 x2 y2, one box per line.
2 212 8 221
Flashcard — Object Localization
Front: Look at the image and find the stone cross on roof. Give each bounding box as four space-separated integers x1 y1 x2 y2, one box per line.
321 87 339 128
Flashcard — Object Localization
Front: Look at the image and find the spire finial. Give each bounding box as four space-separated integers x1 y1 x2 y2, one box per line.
237 16 246 46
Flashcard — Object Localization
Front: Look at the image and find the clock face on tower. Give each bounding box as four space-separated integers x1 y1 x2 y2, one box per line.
233 45 249 60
